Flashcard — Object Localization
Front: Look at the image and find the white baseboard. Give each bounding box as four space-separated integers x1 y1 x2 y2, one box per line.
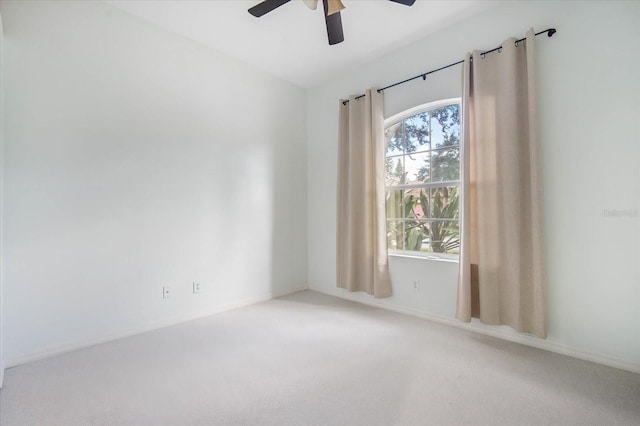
5 285 308 370
311 286 640 375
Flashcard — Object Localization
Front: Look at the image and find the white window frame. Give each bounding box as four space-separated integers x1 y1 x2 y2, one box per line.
384 98 461 262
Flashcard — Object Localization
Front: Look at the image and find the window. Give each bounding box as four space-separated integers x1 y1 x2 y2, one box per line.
384 99 461 258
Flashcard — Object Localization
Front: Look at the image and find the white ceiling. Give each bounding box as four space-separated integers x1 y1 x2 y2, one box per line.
107 0 500 88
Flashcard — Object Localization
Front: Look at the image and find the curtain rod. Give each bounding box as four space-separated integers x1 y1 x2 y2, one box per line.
342 28 557 105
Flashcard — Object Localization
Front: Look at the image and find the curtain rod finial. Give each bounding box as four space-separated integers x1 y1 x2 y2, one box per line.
547 28 557 37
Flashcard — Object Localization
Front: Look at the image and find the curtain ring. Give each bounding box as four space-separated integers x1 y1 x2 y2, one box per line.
515 41 519 47
480 53 486 59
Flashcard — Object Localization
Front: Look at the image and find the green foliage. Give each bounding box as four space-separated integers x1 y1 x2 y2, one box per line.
404 194 425 251
421 187 460 253
431 105 460 135
416 105 461 183
385 157 405 185
386 113 431 155
386 187 460 254
385 190 404 250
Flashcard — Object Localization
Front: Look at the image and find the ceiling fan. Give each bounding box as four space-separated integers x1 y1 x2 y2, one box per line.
248 0 417 45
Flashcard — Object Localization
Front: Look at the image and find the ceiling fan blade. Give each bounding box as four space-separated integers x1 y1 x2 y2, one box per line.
248 0 291 17
323 0 344 45
388 0 416 5
327 0 345 16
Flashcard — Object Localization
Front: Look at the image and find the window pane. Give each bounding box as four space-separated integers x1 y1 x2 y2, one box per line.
404 151 430 184
429 186 459 221
430 105 460 149
404 219 429 252
429 219 460 254
431 147 460 181
404 113 430 153
385 121 404 156
383 101 461 257
419 220 433 252
386 189 460 254
385 156 405 186
387 220 404 250
385 190 404 219
403 188 428 220
427 186 459 253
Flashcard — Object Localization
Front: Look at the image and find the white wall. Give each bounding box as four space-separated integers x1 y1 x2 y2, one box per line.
308 1 640 370
1 0 308 365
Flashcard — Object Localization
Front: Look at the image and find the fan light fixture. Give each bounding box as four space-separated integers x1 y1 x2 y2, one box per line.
302 0 344 15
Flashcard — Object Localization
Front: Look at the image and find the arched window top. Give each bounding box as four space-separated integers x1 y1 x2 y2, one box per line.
385 98 461 128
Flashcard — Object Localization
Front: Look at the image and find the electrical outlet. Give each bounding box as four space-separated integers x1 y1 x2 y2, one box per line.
413 280 420 291
192 281 201 294
163 286 171 299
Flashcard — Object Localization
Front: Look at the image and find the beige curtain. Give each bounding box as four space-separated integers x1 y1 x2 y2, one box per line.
337 89 392 298
456 29 546 338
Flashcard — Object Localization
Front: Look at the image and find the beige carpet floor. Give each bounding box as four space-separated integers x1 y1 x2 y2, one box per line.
1 290 638 425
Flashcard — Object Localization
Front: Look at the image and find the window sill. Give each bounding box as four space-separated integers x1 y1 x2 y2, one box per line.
388 252 459 263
